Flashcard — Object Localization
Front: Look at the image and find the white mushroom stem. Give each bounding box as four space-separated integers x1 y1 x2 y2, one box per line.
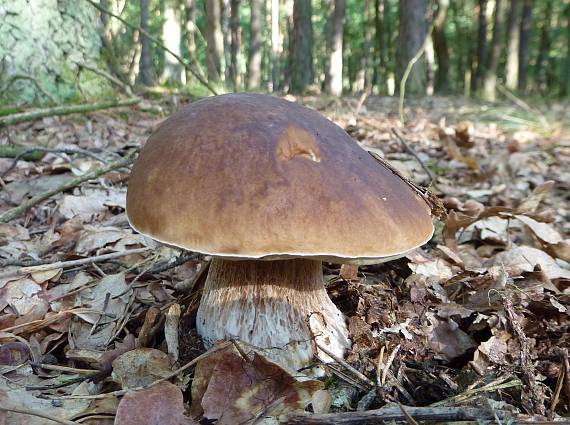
196 258 350 373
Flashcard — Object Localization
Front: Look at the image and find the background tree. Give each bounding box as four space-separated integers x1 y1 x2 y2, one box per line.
473 0 488 92
481 0 505 101
270 0 280 91
324 0 345 95
204 0 223 81
517 0 533 92
290 0 313 93
505 0 521 90
139 0 153 86
396 0 428 95
248 0 263 89
433 0 450 92
162 0 184 84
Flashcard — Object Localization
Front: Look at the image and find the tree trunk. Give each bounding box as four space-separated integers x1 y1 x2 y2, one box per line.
271 0 281 91
396 0 428 96
481 0 505 101
535 0 553 93
221 0 232 83
433 0 450 92
325 0 345 96
517 0 532 92
564 3 570 97
205 0 223 81
372 0 384 91
290 0 313 93
139 0 153 86
473 0 488 92
230 0 241 90
247 0 263 89
185 0 197 59
362 0 372 89
505 0 521 90
162 0 184 84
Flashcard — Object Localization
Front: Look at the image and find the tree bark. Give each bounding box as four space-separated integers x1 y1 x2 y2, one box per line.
325 0 345 95
535 0 553 93
205 0 223 81
473 0 488 92
139 0 153 86
185 0 197 60
230 0 241 90
362 0 372 89
162 0 184 84
290 0 313 93
396 0 428 95
481 0 505 101
564 2 570 97
433 0 450 92
221 0 232 83
271 0 280 91
517 0 532 92
372 0 384 91
505 0 521 90
247 0 263 89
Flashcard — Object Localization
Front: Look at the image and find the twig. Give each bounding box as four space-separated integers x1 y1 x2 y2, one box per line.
1 146 110 179
0 153 136 223
397 403 420 425
0 406 81 425
316 342 375 389
0 98 139 127
84 0 217 96
549 349 567 420
75 61 134 96
287 405 511 424
0 74 59 104
398 25 434 124
49 342 231 400
503 297 546 415
496 83 549 128
391 129 438 189
0 247 151 279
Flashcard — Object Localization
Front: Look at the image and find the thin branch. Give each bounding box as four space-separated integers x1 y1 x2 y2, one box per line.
287 405 512 425
0 98 139 127
398 26 434 124
0 247 151 279
0 153 136 223
75 61 134 96
0 74 59 104
391 128 438 190
316 342 375 389
0 406 81 425
1 147 110 179
84 0 217 96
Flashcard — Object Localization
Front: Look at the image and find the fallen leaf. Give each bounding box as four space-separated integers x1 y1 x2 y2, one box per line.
114 382 197 425
201 350 322 424
112 348 173 389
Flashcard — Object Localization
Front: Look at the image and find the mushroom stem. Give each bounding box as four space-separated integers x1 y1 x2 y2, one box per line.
196 258 350 373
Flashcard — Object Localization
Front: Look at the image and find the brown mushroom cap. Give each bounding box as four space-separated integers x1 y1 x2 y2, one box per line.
126 93 433 263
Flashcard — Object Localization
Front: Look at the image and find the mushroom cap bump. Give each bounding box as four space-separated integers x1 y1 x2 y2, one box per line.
126 93 434 263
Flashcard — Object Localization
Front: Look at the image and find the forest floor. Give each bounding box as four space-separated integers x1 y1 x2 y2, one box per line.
0 94 569 424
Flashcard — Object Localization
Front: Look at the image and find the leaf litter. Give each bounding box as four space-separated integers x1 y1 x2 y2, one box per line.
0 95 569 423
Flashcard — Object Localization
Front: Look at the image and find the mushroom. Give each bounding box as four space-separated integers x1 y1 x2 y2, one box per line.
126 93 434 372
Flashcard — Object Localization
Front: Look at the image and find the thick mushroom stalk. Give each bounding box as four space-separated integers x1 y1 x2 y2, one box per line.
196 258 350 372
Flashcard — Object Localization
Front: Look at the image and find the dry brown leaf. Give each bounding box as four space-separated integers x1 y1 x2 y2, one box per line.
201 350 322 424
112 347 173 389
425 313 477 361
114 382 197 425
487 246 570 281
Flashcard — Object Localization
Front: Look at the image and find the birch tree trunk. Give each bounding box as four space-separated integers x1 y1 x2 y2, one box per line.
505 0 521 90
481 0 505 101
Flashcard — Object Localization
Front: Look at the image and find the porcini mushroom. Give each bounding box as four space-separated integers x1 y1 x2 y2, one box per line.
126 94 434 372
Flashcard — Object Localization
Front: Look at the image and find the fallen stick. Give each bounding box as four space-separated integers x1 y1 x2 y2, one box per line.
0 154 135 223
287 405 511 424
0 406 81 425
0 98 139 127
0 247 151 279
